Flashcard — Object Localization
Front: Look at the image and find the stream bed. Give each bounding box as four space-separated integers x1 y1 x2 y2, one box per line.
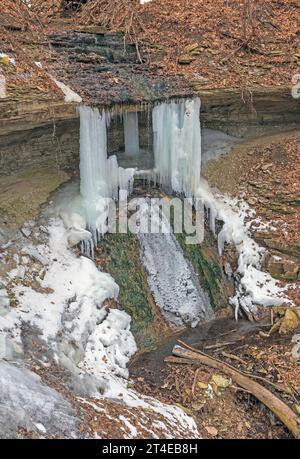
129 318 266 383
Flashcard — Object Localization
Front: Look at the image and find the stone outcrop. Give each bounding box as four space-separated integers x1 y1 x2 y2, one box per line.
199 86 300 137
264 252 300 281
0 96 79 175
0 26 299 178
48 29 192 107
254 230 300 261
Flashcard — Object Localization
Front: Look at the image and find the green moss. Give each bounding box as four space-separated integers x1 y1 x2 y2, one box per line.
176 231 229 310
99 232 156 347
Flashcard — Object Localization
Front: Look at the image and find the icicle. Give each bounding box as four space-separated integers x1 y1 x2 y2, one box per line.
79 105 135 254
107 155 120 200
119 167 135 195
123 111 140 156
152 97 201 198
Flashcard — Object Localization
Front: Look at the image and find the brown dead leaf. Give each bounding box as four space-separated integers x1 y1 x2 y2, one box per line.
205 426 218 436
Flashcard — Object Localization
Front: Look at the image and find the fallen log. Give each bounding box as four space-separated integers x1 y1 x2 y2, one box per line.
176 340 291 394
166 342 300 439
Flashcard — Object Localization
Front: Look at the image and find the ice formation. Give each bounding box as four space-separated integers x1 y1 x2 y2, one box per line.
138 200 212 327
0 216 199 438
0 219 137 380
78 99 201 249
152 97 202 197
79 105 135 248
124 111 140 156
0 361 78 439
196 180 292 318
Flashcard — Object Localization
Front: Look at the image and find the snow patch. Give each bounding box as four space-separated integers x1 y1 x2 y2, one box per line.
53 78 82 103
197 180 292 318
0 218 137 379
101 374 199 438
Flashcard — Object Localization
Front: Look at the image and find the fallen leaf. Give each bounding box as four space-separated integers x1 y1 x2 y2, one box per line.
197 381 208 390
205 426 218 436
211 374 231 388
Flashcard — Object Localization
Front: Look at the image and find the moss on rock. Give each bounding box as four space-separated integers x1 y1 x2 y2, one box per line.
176 230 234 310
98 232 171 350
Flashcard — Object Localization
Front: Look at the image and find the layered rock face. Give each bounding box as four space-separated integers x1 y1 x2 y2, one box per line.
200 87 300 137
0 96 79 175
48 29 191 107
1 25 299 177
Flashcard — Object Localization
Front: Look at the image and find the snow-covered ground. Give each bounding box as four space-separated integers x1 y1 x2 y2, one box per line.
1 218 136 380
0 209 199 438
0 361 78 439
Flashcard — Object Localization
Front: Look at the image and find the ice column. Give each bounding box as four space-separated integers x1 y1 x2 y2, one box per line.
124 111 140 156
79 105 135 245
152 98 201 198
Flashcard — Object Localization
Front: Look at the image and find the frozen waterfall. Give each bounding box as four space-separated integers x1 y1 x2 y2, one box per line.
79 105 135 246
138 201 212 327
152 98 201 198
78 99 202 251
